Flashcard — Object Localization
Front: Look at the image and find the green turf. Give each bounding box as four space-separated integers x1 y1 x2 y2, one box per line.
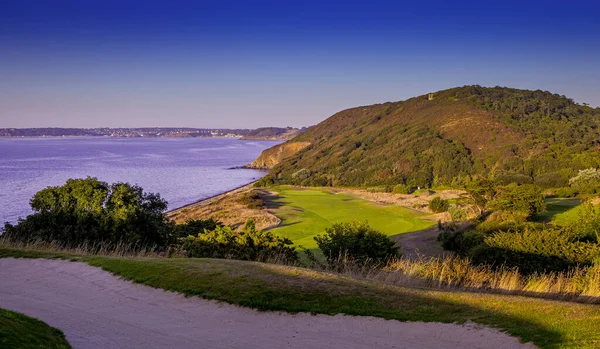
537 198 581 225
0 308 70 349
265 186 435 249
1 248 600 348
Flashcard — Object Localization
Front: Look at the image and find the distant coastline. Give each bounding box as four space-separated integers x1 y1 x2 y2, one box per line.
0 127 303 140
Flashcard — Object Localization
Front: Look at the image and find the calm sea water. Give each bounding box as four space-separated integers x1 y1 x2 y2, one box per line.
0 137 278 223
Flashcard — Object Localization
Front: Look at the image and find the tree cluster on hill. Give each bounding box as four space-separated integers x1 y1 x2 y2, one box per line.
256 86 600 189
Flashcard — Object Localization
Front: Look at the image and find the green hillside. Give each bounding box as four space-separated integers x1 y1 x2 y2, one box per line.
258 86 600 188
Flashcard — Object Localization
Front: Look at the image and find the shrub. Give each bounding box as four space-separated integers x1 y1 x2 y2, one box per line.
487 184 546 219
392 184 410 194
428 197 449 213
2 177 173 249
183 219 298 263
535 172 568 189
448 204 467 221
314 221 399 266
472 228 600 274
174 219 222 238
238 190 264 209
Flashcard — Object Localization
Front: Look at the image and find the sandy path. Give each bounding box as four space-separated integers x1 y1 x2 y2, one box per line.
0 258 535 349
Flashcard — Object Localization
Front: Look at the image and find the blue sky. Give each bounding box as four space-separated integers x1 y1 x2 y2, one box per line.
1 0 599 128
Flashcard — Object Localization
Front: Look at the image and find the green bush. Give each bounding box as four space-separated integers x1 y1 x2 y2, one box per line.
472 228 600 274
183 219 298 263
392 184 410 194
448 205 467 221
238 190 264 209
314 221 399 266
486 184 546 219
2 177 173 249
174 219 222 239
428 197 449 213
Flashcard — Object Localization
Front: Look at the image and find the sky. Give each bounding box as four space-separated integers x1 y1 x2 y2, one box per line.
1 0 599 128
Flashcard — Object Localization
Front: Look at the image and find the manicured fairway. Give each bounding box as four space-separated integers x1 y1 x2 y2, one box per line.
538 198 581 225
265 187 435 249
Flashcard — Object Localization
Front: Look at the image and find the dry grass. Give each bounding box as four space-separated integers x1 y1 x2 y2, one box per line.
168 187 280 230
0 239 186 258
342 255 600 304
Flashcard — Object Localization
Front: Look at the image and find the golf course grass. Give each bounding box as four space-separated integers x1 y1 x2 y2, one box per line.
1 248 600 348
0 308 70 349
265 186 435 249
538 198 582 225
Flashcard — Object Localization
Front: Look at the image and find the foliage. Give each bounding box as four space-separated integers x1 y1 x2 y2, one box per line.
263 86 600 189
314 221 399 266
486 184 546 219
238 190 264 209
448 205 467 221
174 219 222 239
392 184 410 194
567 202 600 243
472 228 600 274
2 177 173 249
465 179 497 215
182 219 298 263
569 168 600 193
428 197 449 213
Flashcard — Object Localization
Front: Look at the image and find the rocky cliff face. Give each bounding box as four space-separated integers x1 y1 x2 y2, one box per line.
247 141 311 169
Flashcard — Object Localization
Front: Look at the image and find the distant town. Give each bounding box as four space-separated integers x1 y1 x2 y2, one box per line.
0 127 303 139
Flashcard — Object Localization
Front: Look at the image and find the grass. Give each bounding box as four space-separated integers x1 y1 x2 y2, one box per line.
265 186 435 249
537 198 581 225
0 308 71 349
2 247 600 348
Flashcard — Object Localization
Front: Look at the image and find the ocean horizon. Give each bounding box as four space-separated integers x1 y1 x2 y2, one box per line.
0 137 278 223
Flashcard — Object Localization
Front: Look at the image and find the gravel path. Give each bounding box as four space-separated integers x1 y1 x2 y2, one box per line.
0 258 535 349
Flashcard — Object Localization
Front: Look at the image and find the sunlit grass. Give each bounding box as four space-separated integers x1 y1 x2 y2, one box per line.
0 308 71 349
266 186 435 249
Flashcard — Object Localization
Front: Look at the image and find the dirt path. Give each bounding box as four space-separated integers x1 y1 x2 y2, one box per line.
397 226 449 260
0 258 534 349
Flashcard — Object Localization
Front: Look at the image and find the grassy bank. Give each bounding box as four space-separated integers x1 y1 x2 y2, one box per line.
2 248 600 348
0 308 70 349
266 187 435 249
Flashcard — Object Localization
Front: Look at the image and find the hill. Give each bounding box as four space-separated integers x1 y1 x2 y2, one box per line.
239 127 305 140
255 86 600 187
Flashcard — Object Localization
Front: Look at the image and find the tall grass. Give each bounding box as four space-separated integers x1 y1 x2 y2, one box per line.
0 238 186 258
362 256 600 304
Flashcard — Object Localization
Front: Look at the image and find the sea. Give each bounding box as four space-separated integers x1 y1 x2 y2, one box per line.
0 137 279 223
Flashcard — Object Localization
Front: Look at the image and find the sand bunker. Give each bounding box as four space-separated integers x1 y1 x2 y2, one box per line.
0 258 535 349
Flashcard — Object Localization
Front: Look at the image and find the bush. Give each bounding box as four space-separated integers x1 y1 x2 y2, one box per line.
183 219 298 263
174 219 222 239
472 228 600 274
314 221 399 266
487 184 546 219
2 177 173 249
392 184 410 194
238 190 264 209
448 204 467 221
428 197 449 213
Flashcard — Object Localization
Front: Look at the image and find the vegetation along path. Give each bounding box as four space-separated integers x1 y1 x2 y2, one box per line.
0 257 539 349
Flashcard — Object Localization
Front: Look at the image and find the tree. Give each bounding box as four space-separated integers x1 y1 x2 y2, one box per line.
314 221 399 266
486 184 546 219
3 177 173 249
465 180 497 216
